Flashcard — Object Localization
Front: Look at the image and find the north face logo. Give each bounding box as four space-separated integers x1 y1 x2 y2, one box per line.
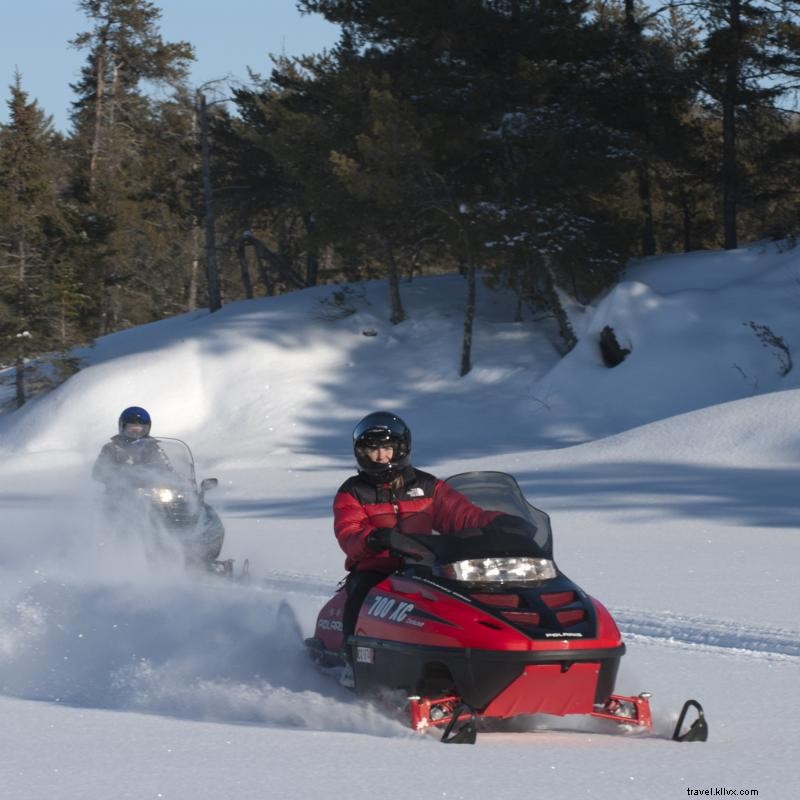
406 487 424 497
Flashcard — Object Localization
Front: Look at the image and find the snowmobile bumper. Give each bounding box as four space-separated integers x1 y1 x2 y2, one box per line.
353 636 625 716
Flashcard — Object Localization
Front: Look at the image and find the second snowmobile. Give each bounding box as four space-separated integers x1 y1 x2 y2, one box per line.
99 437 242 577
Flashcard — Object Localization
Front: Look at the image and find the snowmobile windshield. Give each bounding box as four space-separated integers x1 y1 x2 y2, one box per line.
150 438 196 483
109 437 197 494
444 471 552 557
392 472 554 569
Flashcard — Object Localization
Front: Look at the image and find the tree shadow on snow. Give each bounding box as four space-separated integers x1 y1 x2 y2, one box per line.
511 461 800 529
221 459 800 531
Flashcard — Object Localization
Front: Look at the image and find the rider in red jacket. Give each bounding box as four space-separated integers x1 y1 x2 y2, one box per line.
333 411 504 684
334 411 501 573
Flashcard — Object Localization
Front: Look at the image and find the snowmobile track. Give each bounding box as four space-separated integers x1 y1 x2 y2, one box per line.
613 607 800 662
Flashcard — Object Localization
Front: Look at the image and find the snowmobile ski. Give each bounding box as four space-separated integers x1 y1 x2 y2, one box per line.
672 699 709 742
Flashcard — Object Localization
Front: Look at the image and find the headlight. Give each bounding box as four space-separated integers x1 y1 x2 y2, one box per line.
152 488 176 503
441 557 556 583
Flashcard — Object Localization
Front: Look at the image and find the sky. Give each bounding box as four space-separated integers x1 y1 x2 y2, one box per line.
1 242 799 797
0 0 341 133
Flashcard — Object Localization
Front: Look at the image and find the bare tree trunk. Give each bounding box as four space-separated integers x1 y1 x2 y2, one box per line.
638 162 656 256
106 61 119 171
722 0 741 250
89 46 107 194
721 91 738 250
624 0 637 30
187 102 202 311
384 240 406 324
17 237 26 291
198 91 222 312
514 270 524 323
15 354 25 408
90 40 111 329
543 255 577 353
15 238 27 407
302 212 319 287
187 224 200 310
306 251 319 288
460 255 476 376
60 295 67 347
681 191 693 253
236 236 255 299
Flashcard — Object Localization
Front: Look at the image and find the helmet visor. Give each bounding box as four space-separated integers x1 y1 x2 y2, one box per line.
362 441 397 453
359 440 396 461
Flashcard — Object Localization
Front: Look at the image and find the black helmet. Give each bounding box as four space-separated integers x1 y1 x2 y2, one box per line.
118 406 151 440
353 411 411 478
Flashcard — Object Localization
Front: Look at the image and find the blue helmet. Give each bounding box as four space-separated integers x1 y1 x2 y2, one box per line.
118 406 151 439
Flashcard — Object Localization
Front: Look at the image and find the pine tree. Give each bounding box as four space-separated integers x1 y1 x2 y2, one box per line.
688 0 800 248
299 0 611 360
68 0 195 332
221 41 379 296
0 75 76 406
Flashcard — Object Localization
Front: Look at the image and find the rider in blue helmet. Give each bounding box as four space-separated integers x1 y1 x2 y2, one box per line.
92 406 170 490
93 407 225 567
118 406 152 439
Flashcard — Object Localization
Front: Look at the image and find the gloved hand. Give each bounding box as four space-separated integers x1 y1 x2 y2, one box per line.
482 513 536 537
366 527 398 553
366 527 433 563
450 527 482 539
392 536 433 563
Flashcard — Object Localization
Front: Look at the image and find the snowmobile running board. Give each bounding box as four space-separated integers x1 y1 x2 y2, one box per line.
409 693 707 743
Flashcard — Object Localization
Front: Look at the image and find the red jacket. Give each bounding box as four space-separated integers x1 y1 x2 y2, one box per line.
333 467 499 572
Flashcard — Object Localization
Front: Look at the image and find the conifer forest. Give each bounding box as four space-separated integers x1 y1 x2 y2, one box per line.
1 0 799 403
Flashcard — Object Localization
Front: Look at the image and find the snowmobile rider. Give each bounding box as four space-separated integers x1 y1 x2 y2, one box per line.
333 411 534 680
92 406 171 494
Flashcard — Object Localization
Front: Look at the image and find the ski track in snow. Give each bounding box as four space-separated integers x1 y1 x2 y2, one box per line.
612 607 800 663
254 569 341 599
255 570 800 663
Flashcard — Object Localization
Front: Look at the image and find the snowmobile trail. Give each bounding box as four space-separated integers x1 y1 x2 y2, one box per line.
613 607 800 662
248 569 340 599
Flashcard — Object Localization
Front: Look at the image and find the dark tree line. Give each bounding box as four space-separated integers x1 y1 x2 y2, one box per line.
2 0 799 400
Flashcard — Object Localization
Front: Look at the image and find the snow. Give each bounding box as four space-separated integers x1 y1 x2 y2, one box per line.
1 243 799 798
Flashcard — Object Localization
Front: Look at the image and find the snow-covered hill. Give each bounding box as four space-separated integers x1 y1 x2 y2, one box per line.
1 244 799 799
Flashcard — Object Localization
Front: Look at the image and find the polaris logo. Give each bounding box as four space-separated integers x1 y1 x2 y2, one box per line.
545 632 583 638
367 595 415 622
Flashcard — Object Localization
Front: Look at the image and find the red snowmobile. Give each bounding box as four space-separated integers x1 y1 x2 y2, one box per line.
306 471 707 743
